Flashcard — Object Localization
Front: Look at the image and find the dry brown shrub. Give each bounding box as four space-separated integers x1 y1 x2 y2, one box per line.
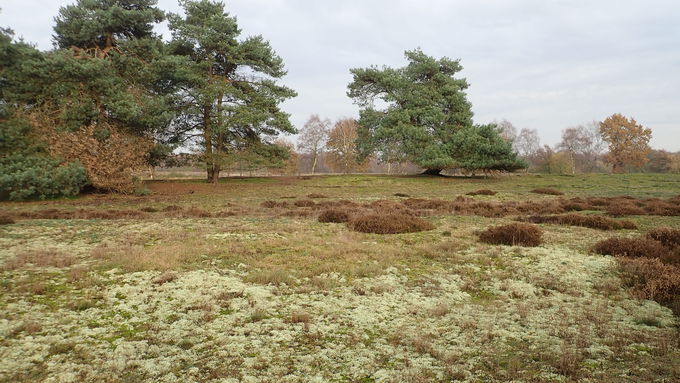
348 213 435 234
593 237 670 260
261 200 288 208
586 197 610 207
617 257 680 308
4 249 75 270
606 203 646 217
530 188 564 195
466 189 497 196
617 220 639 230
294 199 316 207
646 227 680 248
153 272 178 285
140 207 159 213
0 214 15 225
34 117 152 193
478 223 543 247
560 198 590 211
162 205 182 212
184 207 212 218
522 214 637 231
394 193 410 197
644 200 680 216
306 193 328 199
318 209 351 223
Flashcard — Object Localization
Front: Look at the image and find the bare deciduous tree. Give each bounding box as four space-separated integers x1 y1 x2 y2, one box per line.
326 118 367 174
557 122 606 173
297 114 330 174
514 128 541 158
494 119 517 141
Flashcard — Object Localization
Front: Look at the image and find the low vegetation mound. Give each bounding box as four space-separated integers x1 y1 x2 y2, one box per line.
478 223 543 247
318 209 351 223
646 227 680 248
0 214 15 225
261 200 288 208
393 193 410 197
466 189 497 196
593 237 677 265
306 193 328 199
617 257 680 314
606 203 646 217
522 214 637 231
294 199 316 207
348 213 434 234
530 188 564 195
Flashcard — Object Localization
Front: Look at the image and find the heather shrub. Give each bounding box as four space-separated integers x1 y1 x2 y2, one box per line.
0 214 15 225
306 193 328 199
646 227 680 248
593 237 670 260
522 214 637 231
294 199 316 207
478 223 543 247
617 257 680 313
530 188 563 196
318 209 351 223
348 213 434 234
606 203 646 217
466 189 497 196
261 200 288 208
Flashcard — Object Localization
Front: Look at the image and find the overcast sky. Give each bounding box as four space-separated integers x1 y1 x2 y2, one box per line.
2 0 679 150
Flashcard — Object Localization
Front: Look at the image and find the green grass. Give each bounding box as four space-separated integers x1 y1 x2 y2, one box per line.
0 173 679 382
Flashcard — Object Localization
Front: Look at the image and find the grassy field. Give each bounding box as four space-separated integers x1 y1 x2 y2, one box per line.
1 173 679 382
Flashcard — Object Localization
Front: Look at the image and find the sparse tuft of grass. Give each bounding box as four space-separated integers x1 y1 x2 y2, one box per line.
348 213 434 234
244 269 294 286
3 249 75 270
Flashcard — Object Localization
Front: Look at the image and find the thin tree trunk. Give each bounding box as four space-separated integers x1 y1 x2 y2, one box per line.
311 153 317 174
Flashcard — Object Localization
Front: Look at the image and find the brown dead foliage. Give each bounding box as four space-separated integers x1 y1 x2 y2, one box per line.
294 199 316 207
617 257 680 314
261 200 289 208
478 223 543 247
348 213 435 234
606 203 646 217
530 188 564 195
318 209 352 223
140 207 159 213
646 227 680 248
394 193 410 197
593 237 672 261
466 189 497 196
0 214 15 225
522 214 638 231
306 193 328 199
4 249 75 270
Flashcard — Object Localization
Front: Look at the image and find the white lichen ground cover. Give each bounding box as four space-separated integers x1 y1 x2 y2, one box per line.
1 179 679 382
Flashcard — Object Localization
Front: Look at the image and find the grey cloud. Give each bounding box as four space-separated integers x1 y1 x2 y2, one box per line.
1 0 678 149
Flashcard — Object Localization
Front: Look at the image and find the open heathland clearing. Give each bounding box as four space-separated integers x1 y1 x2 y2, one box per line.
1 173 680 382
